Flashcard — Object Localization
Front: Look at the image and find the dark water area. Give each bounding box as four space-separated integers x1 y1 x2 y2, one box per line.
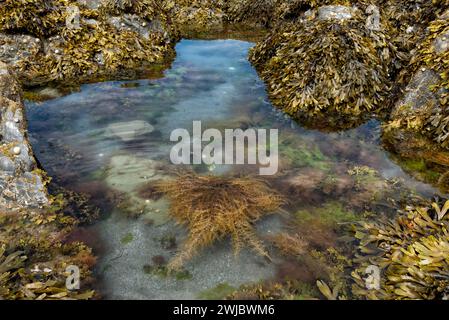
25 39 441 299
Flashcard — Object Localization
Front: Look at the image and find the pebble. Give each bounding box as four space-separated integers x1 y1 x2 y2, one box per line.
12 146 21 155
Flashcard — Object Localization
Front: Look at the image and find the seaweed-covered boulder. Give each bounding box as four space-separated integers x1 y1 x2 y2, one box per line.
250 4 401 120
0 0 177 85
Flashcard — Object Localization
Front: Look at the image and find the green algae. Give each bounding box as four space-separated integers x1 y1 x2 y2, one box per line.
198 283 237 300
279 134 331 171
143 264 192 281
121 233 134 245
295 202 357 228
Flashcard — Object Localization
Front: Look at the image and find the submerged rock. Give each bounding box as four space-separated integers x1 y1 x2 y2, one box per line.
104 154 169 223
104 120 155 142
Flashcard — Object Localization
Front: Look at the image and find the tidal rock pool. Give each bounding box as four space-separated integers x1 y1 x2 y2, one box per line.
25 39 442 299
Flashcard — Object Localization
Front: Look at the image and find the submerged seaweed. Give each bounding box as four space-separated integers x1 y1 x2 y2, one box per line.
156 173 285 270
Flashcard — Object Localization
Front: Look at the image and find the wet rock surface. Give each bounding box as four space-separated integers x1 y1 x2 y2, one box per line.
0 62 48 209
317 5 356 21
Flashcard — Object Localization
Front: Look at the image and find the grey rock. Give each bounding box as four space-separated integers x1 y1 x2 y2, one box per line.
77 0 103 10
392 69 443 120
318 5 356 21
0 61 49 208
107 14 167 40
366 5 381 31
0 156 15 172
83 18 100 27
66 6 81 30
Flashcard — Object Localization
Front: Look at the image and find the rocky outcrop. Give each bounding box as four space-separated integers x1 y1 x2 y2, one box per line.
0 62 48 209
385 10 449 175
0 0 177 85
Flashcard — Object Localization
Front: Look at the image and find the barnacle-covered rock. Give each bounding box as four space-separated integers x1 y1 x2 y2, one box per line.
249 5 400 120
352 199 449 300
0 34 41 67
0 61 99 299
